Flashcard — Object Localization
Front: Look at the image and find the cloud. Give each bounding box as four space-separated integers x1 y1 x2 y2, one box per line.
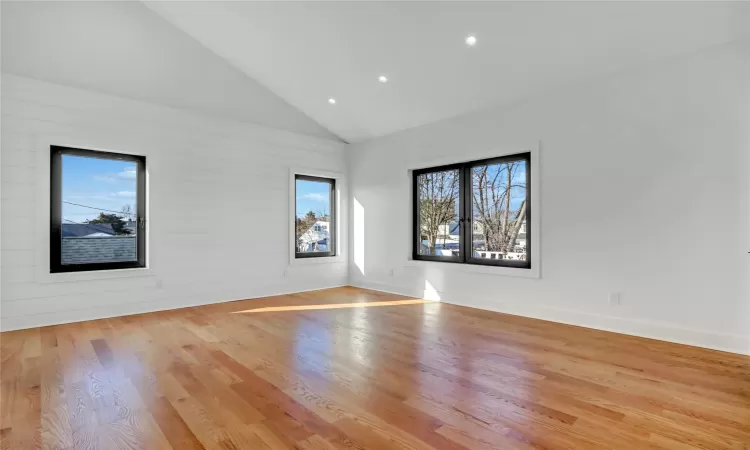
298 193 327 202
92 167 136 183
92 175 117 184
111 191 135 198
118 168 136 179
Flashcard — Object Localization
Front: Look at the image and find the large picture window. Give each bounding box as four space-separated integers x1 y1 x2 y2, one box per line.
413 152 531 268
50 146 146 273
294 174 336 258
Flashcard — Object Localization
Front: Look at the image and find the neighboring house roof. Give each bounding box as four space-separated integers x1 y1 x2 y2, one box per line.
298 220 330 244
62 223 115 237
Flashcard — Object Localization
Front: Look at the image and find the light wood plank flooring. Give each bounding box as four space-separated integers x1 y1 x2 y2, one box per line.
1 286 748 449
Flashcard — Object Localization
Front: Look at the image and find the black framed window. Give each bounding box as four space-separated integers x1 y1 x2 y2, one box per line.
50 146 146 273
413 152 531 268
295 174 336 258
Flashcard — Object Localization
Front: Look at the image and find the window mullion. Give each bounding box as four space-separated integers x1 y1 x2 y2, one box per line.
461 164 469 263
458 166 464 262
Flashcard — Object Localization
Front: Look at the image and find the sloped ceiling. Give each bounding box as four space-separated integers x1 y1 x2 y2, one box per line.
145 1 749 143
3 1 748 144
1 1 340 141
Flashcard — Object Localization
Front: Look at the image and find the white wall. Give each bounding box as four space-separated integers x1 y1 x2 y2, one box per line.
1 39 747 356
1 1 338 141
0 75 348 331
347 41 750 355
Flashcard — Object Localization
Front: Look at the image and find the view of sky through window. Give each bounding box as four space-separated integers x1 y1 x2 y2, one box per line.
295 179 330 218
61 155 137 223
58 153 140 267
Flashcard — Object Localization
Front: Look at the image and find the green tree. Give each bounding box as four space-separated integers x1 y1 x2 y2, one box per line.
87 213 131 235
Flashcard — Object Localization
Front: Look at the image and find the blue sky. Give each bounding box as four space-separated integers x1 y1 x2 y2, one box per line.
63 156 515 225
296 179 331 218
417 161 527 219
62 156 332 223
61 155 136 223
472 160 527 210
469 161 527 246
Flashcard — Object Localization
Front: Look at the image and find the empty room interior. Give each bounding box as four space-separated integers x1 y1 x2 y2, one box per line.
1 1 749 449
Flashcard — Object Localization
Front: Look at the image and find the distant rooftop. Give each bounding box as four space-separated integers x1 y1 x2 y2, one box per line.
62 223 115 237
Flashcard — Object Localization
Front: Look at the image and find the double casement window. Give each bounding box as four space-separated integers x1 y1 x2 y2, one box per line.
413 152 531 268
294 174 336 258
50 146 147 273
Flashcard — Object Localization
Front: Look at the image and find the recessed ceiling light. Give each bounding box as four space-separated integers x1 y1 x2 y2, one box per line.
378 75 388 83
328 98 336 105
465 35 477 46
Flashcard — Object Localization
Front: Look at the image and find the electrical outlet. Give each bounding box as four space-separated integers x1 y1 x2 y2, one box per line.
609 292 621 306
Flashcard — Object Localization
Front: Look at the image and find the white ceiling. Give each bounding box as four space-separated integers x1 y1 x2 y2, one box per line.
1 1 338 141
3 2 748 144
146 1 749 143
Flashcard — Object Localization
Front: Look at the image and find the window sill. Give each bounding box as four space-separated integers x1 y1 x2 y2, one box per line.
404 259 540 279
289 255 345 266
37 266 153 284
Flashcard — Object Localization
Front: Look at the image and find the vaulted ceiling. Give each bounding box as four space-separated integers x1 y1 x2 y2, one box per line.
144 1 750 143
1 1 338 141
4 1 749 143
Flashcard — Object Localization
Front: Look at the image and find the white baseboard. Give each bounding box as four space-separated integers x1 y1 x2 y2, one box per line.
349 279 423 298
348 281 750 356
4 280 747 356
0 283 347 332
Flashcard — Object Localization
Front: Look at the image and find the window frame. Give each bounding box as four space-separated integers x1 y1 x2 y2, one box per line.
294 174 336 259
412 152 531 269
50 146 147 273
411 163 464 264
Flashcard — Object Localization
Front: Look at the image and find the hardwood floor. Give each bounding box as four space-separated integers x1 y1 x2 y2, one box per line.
1 286 748 449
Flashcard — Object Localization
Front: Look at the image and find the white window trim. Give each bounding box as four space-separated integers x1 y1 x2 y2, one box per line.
33 134 152 283
289 167 345 266
405 142 541 279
